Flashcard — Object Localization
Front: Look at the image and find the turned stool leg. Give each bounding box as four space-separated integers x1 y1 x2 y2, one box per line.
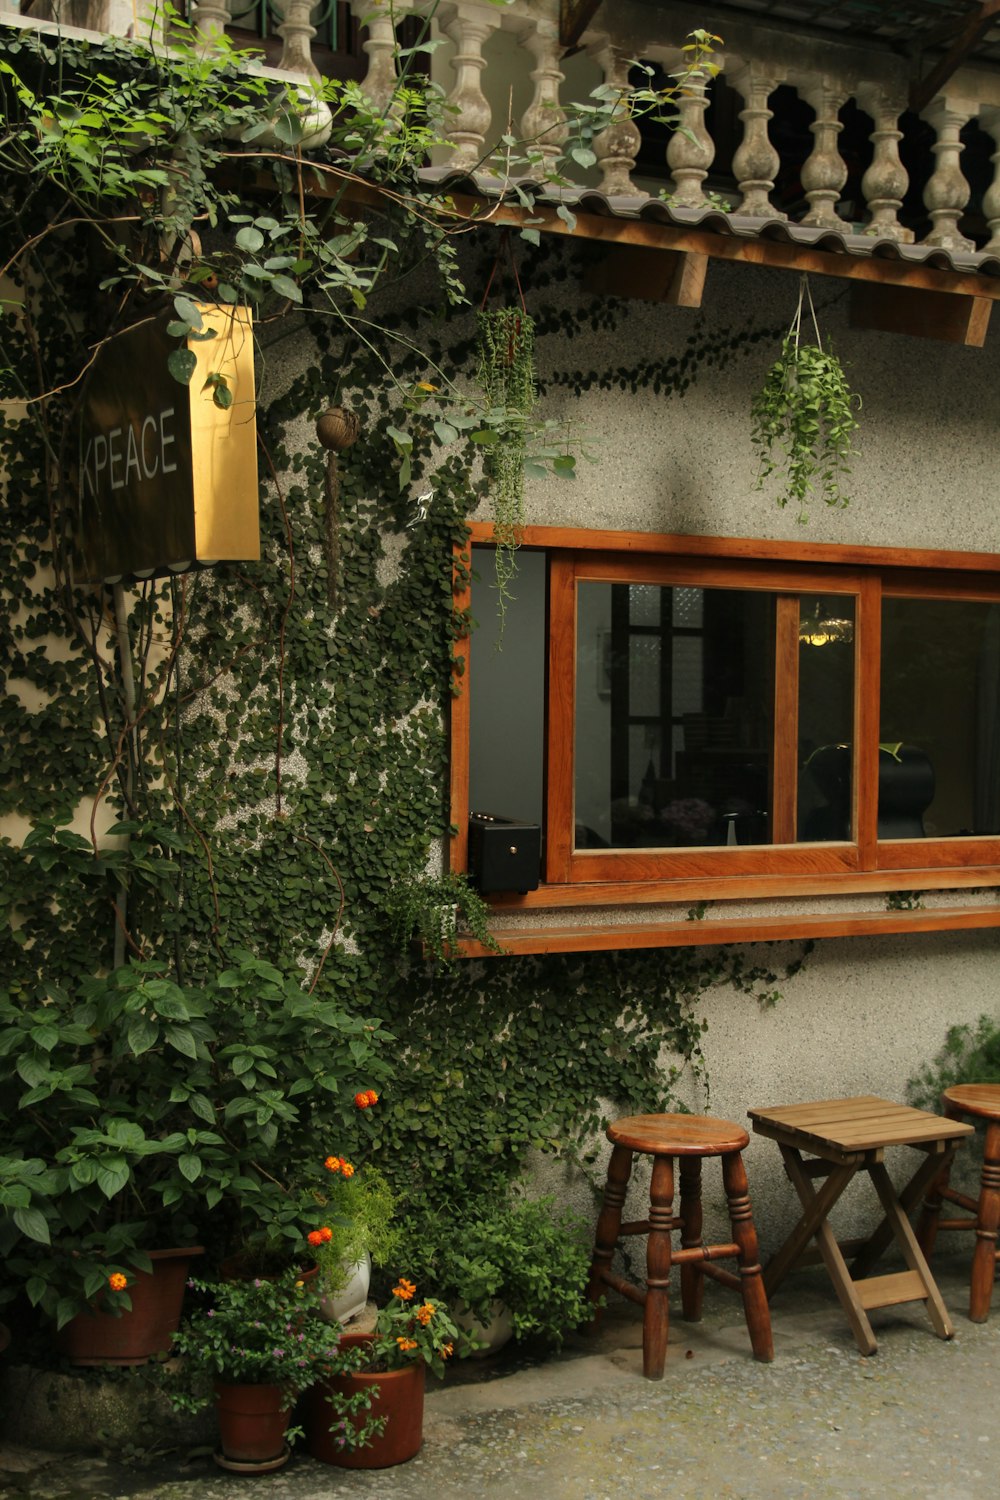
587 1143 633 1325
916 1099 960 1258
970 1118 1000 1322
643 1153 675 1380
679 1156 704 1322
722 1150 774 1363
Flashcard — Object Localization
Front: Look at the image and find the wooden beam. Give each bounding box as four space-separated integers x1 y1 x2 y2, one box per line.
582 244 708 306
910 1 1000 114
850 281 992 346
442 193 1000 302
559 0 603 50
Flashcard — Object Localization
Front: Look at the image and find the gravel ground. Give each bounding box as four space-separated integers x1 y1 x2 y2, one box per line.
2 1259 996 1500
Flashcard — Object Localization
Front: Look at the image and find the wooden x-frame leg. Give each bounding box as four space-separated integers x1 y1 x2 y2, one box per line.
766 1142 960 1356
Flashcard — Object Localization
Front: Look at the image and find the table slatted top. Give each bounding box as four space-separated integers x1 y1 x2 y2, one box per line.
748 1095 974 1153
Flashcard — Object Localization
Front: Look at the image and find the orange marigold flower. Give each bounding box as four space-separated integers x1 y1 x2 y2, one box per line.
107 1272 128 1292
416 1302 435 1325
365 1090 379 1106
354 1091 373 1109
319 1226 333 1243
392 1278 416 1302
307 1229 324 1247
341 1162 355 1178
395 1337 418 1351
324 1155 342 1173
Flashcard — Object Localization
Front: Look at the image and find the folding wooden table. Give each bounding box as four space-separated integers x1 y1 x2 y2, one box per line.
748 1095 974 1355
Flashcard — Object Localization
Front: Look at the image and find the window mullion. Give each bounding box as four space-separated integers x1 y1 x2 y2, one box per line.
545 555 577 882
855 574 882 869
772 595 801 845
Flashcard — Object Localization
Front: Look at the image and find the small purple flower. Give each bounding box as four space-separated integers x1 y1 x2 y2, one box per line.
254 1279 263 1288
206 1309 215 1318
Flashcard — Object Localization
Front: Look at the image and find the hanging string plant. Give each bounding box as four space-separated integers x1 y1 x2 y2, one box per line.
476 237 537 632
750 275 861 523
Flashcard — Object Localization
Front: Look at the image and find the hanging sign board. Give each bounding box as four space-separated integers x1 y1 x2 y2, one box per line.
75 305 260 584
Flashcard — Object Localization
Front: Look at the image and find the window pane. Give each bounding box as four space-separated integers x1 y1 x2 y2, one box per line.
797 594 856 842
630 584 660 626
880 598 1000 838
575 582 775 849
469 549 545 826
629 635 661 716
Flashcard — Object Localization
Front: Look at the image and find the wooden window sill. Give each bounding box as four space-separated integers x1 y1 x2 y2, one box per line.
449 902 1000 957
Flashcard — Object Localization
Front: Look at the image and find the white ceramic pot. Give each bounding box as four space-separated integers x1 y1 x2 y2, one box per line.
319 1254 371 1326
452 1298 514 1358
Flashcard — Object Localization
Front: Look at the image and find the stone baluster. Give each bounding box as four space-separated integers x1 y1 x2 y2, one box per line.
921 97 975 251
275 0 319 77
188 0 230 52
587 41 641 197
518 15 568 173
349 0 415 114
798 79 848 228
664 57 715 209
857 85 913 242
438 1 501 175
979 106 1000 254
729 61 785 219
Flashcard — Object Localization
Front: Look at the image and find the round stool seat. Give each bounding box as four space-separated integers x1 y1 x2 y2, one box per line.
943 1084 1000 1122
607 1112 750 1156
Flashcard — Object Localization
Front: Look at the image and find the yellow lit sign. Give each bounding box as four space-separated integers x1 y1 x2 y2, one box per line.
75 306 260 583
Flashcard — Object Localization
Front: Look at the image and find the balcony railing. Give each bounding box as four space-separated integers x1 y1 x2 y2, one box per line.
9 0 1000 257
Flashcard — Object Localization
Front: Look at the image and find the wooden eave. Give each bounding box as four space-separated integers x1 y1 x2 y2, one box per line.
431 191 1000 345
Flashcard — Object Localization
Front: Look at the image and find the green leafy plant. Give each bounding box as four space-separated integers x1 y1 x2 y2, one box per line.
908 1013 1000 1113
169 1274 343 1405
0 954 393 1326
308 1158 399 1293
386 869 502 965
397 1190 594 1349
751 276 861 521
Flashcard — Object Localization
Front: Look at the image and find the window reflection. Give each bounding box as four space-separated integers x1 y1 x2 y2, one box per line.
880 598 1000 838
575 583 775 849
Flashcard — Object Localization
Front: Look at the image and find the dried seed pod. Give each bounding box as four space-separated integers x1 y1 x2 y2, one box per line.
316 407 361 452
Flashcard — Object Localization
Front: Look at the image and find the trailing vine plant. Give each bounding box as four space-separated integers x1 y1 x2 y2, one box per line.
750 275 861 522
476 298 536 628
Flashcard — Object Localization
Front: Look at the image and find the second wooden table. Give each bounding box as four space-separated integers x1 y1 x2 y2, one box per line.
748 1094 974 1355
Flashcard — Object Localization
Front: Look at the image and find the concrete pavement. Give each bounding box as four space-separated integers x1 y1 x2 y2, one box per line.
1 1256 996 1500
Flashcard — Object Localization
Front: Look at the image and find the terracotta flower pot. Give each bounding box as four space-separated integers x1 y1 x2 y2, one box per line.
57 1246 203 1366
305 1331 425 1469
213 1380 291 1470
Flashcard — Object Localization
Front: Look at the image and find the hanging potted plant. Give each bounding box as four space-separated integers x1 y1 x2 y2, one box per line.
304 1277 479 1469
475 236 538 630
750 274 861 523
168 1272 376 1473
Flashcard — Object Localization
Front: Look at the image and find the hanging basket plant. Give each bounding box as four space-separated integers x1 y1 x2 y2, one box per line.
475 245 537 630
750 276 861 523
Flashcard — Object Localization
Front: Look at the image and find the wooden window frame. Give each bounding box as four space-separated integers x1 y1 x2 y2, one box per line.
451 523 1000 912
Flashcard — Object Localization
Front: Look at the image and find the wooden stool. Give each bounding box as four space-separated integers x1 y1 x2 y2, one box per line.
917 1083 1000 1323
586 1113 774 1379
